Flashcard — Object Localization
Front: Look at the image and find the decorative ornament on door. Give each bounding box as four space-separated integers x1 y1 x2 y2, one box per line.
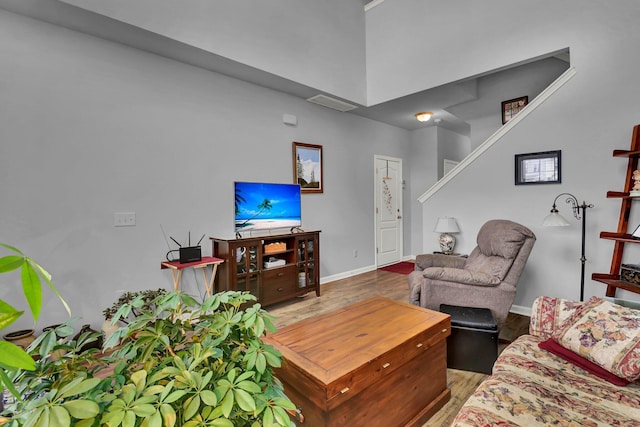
382 160 394 214
382 178 393 214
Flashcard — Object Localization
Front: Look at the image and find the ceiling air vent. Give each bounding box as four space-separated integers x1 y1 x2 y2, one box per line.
306 95 357 112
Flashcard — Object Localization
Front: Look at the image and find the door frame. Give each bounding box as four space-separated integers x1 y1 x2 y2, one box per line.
374 155 403 267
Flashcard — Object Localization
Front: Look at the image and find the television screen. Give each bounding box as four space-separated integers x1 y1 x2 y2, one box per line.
234 182 302 232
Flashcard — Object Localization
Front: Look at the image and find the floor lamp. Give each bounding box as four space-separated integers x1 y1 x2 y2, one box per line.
542 193 594 301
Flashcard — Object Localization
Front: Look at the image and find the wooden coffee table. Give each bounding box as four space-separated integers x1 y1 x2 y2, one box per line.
263 296 451 427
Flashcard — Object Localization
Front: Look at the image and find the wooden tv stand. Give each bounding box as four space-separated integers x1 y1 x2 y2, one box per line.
210 230 320 307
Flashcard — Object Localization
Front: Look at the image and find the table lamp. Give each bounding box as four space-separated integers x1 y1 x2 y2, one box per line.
434 217 460 254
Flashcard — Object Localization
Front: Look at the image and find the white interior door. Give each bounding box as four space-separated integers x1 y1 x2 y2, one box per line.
375 156 403 266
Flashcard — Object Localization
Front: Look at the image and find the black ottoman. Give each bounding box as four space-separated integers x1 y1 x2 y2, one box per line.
439 304 498 374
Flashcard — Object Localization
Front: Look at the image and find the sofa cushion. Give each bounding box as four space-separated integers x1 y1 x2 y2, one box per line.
452 334 640 426
553 296 640 382
529 296 585 339
463 250 512 280
422 266 501 286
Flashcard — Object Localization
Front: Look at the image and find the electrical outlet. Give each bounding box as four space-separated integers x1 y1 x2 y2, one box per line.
114 212 136 227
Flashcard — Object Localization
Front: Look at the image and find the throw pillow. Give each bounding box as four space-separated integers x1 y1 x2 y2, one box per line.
553 296 640 382
539 338 629 386
529 296 584 339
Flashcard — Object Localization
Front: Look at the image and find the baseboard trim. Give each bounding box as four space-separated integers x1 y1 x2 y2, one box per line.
322 258 417 284
509 303 532 317
320 264 377 285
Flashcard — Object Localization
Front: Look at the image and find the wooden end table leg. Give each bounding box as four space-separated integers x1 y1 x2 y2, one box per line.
170 269 182 292
208 264 219 296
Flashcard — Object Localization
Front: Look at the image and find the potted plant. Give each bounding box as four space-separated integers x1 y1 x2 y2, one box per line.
0 243 72 423
101 289 167 343
2 289 295 427
0 243 71 385
1 330 36 350
102 289 167 325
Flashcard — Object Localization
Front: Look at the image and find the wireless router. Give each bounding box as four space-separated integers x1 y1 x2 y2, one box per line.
162 226 204 263
179 232 203 263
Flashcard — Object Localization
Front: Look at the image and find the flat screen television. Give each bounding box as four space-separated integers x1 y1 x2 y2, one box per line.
234 181 302 233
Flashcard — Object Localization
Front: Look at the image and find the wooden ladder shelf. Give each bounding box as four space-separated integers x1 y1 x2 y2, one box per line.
592 124 640 296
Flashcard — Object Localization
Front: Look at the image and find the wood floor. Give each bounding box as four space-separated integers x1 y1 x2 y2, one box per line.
267 267 530 427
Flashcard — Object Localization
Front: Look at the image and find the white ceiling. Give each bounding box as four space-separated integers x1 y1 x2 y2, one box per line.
0 0 568 135
348 52 570 133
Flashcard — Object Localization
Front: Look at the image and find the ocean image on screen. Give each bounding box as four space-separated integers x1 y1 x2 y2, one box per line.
235 182 302 232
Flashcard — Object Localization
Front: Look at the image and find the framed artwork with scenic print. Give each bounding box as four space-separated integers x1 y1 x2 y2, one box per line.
293 142 323 193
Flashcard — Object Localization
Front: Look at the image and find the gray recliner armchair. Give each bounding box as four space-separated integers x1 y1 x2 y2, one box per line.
408 219 536 329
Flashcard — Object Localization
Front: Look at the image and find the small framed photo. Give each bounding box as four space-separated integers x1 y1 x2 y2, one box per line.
293 142 323 193
515 150 561 185
502 96 528 124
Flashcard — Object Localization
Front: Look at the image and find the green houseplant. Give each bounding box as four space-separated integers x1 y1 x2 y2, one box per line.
102 289 167 325
101 289 167 344
1 243 295 426
2 290 295 427
0 243 70 382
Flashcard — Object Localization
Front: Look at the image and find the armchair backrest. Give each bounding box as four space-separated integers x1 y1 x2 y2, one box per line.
463 219 536 287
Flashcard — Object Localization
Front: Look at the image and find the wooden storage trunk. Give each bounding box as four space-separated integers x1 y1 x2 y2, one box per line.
263 297 451 427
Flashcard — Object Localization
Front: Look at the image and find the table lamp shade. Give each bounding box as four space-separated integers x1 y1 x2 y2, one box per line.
434 217 460 233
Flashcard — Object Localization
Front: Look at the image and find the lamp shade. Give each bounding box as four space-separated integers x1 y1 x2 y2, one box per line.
542 211 571 227
434 217 460 233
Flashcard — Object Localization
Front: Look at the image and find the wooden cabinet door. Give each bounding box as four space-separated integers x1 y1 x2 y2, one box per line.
232 240 261 297
297 235 318 290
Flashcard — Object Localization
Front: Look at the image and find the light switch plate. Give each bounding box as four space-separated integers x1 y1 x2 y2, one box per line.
114 212 136 227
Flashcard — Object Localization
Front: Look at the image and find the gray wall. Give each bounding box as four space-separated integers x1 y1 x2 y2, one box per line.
451 57 570 150
0 9 409 331
408 127 438 255
436 128 470 179
4 0 640 334
400 1 640 308
60 0 368 104
366 0 576 104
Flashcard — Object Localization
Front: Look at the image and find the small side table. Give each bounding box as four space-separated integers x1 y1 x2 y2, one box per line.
433 251 468 258
161 256 224 296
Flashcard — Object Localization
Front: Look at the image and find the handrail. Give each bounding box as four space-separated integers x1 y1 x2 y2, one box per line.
417 66 577 204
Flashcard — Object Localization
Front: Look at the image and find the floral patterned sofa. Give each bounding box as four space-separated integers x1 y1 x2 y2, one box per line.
451 295 640 426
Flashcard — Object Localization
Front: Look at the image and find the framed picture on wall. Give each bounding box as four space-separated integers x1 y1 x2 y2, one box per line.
515 150 561 185
293 142 323 193
502 96 529 124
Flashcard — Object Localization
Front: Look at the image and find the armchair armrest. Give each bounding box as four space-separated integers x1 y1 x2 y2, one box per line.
415 254 466 270
422 267 500 286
